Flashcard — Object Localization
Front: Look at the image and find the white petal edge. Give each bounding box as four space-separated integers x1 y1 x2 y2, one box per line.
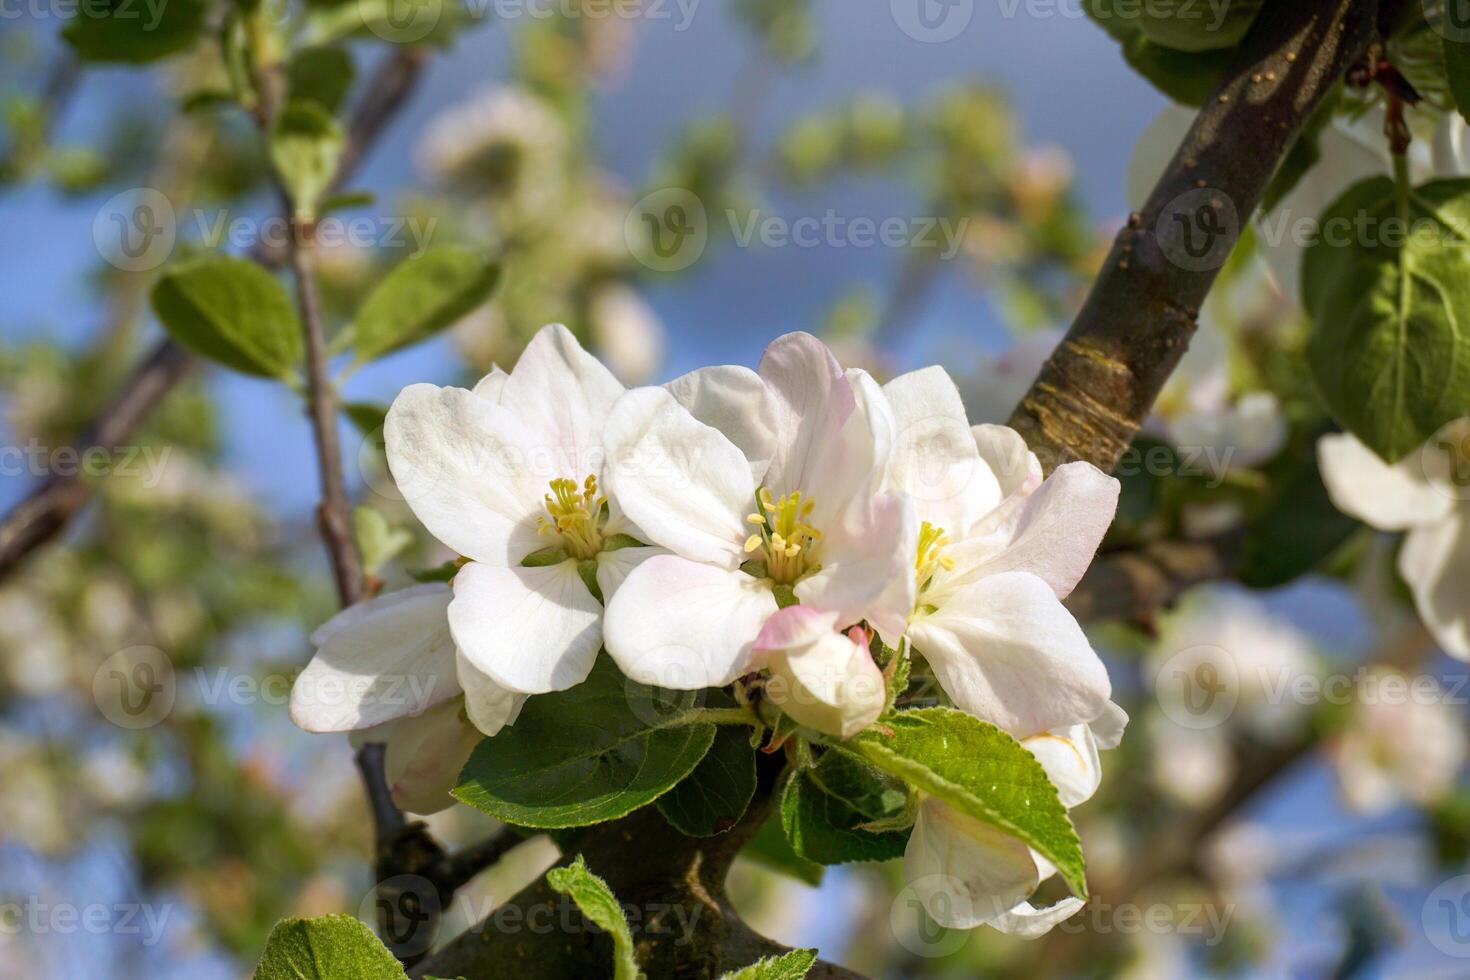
663 364 777 483
1317 431 1454 531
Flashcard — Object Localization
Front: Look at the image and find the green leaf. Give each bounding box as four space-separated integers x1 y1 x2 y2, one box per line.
454 658 716 828
150 255 302 379
254 914 407 980
546 856 644 980
741 814 824 887
353 506 412 576
658 724 757 836
270 101 344 222
407 559 463 583
286 46 356 114
342 400 389 435
351 247 501 363
1303 177 1470 461
1136 0 1261 52
779 771 909 865
806 750 909 822
1447 33 1470 126
1083 0 1231 106
845 707 1087 898
62 0 206 64
719 948 818 979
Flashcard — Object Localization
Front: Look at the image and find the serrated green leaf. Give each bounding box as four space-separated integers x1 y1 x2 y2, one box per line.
351 247 501 363
806 750 908 821
271 101 343 222
353 506 412 576
779 771 909 866
454 657 716 828
254 914 407 980
546 856 644 980
658 724 757 836
151 255 302 379
1303 177 1470 461
719 948 818 979
63 0 206 64
844 707 1086 898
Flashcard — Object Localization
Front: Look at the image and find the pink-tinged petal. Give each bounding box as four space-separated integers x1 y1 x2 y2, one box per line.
385 382 544 565
664 364 777 483
353 699 482 815
885 366 1002 532
972 424 1042 501
758 332 857 497
603 555 778 689
604 386 754 568
795 490 916 643
291 584 460 733
498 323 625 459
763 622 885 739
449 560 603 694
904 798 1045 930
908 572 1111 738
754 605 841 652
950 461 1119 600
1399 515 1470 660
1318 432 1454 531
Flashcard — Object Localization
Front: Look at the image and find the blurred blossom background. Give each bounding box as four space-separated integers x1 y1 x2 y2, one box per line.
2 1 1469 977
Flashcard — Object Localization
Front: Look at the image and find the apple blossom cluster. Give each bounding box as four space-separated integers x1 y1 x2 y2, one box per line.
290 323 1125 936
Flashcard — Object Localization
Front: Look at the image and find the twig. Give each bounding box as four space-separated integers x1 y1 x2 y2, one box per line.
0 340 193 583
1006 0 1379 473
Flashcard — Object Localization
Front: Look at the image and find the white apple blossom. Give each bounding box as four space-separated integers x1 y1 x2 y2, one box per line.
588 284 666 385
1318 425 1470 660
905 703 1127 936
601 331 914 690
754 606 886 739
384 323 661 694
1330 669 1468 815
289 584 526 814
884 365 1119 737
417 86 566 208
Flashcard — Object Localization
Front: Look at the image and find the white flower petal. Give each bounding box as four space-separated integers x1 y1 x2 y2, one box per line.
457 651 527 737
905 798 1045 930
1023 725 1101 809
1089 700 1130 750
909 572 1111 737
990 898 1086 938
950 462 1119 600
795 490 916 643
472 365 510 402
972 424 1042 501
1400 515 1470 660
664 364 777 483
498 323 625 457
604 386 754 568
756 607 885 739
1318 432 1454 531
291 584 460 733
603 555 778 689
385 382 544 565
449 560 603 694
885 366 1002 532
595 544 661 601
356 699 482 815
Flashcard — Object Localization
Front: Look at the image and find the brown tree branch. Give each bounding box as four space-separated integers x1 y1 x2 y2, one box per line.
1007 0 1379 473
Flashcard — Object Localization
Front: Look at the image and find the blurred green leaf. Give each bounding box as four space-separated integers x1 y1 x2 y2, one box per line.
270 101 343 222
62 0 205 64
151 255 302 380
353 506 412 576
351 247 500 363
254 915 407 979
286 46 356 114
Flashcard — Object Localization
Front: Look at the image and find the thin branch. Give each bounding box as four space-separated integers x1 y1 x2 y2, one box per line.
0 340 193 583
1007 0 1379 473
335 46 428 195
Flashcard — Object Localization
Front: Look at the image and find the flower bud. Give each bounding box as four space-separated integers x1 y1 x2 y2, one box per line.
756 606 885 738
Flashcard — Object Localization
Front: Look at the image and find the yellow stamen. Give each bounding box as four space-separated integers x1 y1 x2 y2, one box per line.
536 474 606 559
915 521 955 591
744 489 823 584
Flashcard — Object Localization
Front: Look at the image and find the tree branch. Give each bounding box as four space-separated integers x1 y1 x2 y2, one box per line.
1007 0 1379 473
